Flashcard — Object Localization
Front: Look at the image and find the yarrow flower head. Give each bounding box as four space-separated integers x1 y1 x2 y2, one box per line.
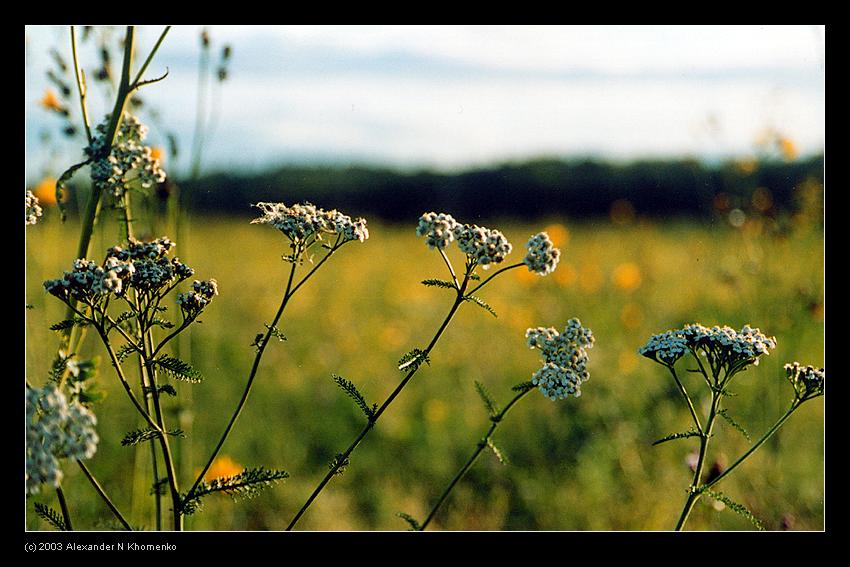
523 232 561 275
177 279 219 319
85 113 166 199
784 362 825 400
25 191 43 226
640 323 777 371
43 237 196 304
26 384 99 496
252 202 369 244
453 223 513 267
415 212 458 250
526 318 595 400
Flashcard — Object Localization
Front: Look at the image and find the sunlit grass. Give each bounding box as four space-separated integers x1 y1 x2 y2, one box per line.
25 212 824 530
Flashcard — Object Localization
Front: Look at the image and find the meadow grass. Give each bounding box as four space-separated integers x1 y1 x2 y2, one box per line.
25 210 824 530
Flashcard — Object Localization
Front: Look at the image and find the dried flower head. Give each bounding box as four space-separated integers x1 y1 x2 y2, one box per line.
526 318 595 400
252 202 369 244
453 223 513 267
25 190 43 226
416 212 458 250
26 384 99 495
177 279 219 319
85 113 166 199
523 232 561 275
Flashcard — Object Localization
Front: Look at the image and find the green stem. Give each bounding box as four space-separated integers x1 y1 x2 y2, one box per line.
667 365 703 435
76 460 133 530
56 486 73 531
466 262 524 296
286 269 474 531
674 390 722 531
702 401 801 493
420 387 532 530
69 26 92 145
183 250 303 506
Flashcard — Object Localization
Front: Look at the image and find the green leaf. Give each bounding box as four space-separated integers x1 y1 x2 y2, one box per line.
398 348 430 372
49 318 90 332
265 324 287 342
55 158 92 222
144 384 178 397
717 409 751 442
329 453 350 476
153 355 202 383
703 490 764 530
487 438 509 465
421 278 456 290
332 374 375 421
474 381 500 418
463 295 497 317
121 427 185 446
116 343 139 363
396 512 422 531
181 467 289 515
150 317 175 329
652 429 702 446
33 503 68 531
511 381 536 393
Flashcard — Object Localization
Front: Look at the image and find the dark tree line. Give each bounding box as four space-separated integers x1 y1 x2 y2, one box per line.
174 155 823 222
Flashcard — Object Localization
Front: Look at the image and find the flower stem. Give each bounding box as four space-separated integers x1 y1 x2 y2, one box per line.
183 246 319 506
76 460 133 531
56 486 73 531
286 269 474 530
674 390 722 531
420 387 532 530
701 401 801 493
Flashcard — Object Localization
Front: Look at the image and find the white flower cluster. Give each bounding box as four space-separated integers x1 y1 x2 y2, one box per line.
784 362 825 399
523 232 561 276
44 237 195 303
177 279 219 318
639 323 777 367
26 384 98 495
26 190 43 226
526 318 595 400
252 201 369 243
85 113 166 199
454 223 513 267
415 212 459 250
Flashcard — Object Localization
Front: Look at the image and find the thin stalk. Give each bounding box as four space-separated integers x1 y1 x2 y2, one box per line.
667 365 703 435
183 256 300 504
77 460 133 531
466 262 523 296
674 390 722 531
56 486 73 531
286 271 472 530
131 26 171 87
702 402 800 492
420 387 532 530
142 329 182 531
138 339 162 530
69 26 92 144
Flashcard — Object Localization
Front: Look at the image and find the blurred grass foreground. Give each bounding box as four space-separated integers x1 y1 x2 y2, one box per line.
24 158 824 530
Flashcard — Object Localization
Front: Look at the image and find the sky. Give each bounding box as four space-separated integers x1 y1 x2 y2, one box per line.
24 25 825 181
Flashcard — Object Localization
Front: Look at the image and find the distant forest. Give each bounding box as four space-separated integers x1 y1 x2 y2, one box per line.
170 155 823 222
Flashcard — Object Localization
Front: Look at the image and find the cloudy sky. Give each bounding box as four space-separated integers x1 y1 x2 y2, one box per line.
24 25 825 180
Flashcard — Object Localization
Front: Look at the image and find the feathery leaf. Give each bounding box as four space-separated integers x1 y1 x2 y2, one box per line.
652 429 702 446
153 355 202 383
33 503 68 531
717 409 751 441
704 490 764 530
332 374 375 421
398 348 430 372
474 381 500 418
181 467 289 515
121 427 185 446
421 278 456 290
397 512 422 531
464 295 497 317
487 438 510 465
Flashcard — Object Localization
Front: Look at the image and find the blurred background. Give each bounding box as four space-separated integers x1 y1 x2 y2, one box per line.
24 25 824 531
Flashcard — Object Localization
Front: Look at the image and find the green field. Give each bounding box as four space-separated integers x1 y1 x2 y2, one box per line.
25 208 825 531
